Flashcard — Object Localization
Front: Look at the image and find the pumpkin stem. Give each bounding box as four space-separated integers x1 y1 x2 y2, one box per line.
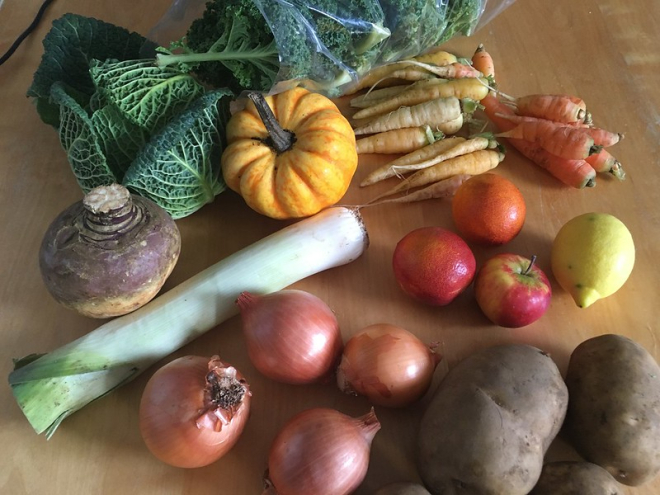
247 92 296 154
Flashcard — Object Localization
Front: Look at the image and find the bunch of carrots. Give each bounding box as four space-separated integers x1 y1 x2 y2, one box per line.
345 48 505 204
471 44 626 189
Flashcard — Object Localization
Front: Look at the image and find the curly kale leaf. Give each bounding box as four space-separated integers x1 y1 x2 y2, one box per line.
379 0 447 62
255 0 389 87
158 0 279 93
122 89 232 219
27 13 157 126
438 0 485 44
165 0 389 94
51 83 121 193
90 59 206 133
378 0 484 62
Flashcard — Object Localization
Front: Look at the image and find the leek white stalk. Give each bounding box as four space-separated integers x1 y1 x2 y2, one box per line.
9 207 369 438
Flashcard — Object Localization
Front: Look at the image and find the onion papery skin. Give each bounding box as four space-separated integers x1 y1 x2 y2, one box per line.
265 407 381 495
236 290 343 385
39 184 181 318
139 356 251 468
336 323 441 408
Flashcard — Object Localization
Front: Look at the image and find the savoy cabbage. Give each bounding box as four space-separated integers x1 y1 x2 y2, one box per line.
122 89 232 219
90 59 206 133
28 14 233 218
27 13 157 127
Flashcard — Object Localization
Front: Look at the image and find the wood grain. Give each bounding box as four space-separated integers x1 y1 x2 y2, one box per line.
1 1 659 493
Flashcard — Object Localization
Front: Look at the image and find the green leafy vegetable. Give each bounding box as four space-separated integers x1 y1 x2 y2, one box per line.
51 83 119 193
91 104 150 178
122 89 232 219
259 0 390 83
159 0 390 94
379 0 448 62
27 13 157 126
90 59 206 133
156 0 279 93
28 14 232 218
438 0 486 44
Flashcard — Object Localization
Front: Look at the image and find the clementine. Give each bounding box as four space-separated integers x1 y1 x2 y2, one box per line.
392 226 476 306
451 173 526 245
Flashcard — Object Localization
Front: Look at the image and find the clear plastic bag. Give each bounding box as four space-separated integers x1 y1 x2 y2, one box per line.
148 0 515 96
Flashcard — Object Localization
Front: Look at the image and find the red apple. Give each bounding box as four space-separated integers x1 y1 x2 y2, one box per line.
474 253 551 328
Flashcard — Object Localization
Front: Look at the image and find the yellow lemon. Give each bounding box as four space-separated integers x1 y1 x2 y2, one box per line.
551 212 635 308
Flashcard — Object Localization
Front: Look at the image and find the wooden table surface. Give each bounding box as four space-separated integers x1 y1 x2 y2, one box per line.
1 0 659 493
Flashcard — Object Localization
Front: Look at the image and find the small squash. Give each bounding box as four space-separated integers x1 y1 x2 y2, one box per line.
221 88 358 219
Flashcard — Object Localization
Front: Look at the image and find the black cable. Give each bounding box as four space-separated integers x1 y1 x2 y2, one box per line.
0 0 56 66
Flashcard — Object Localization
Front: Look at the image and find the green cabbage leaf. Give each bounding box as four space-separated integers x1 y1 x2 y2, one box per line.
90 59 206 133
28 14 234 218
122 89 232 219
51 83 119 193
27 13 156 127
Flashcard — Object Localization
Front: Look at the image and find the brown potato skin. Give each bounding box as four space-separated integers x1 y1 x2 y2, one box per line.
529 461 623 494
417 344 568 495
564 334 660 486
373 481 432 495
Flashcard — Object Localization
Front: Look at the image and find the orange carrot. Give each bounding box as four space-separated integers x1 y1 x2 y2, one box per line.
482 93 596 188
512 141 597 188
471 44 495 80
481 92 517 132
585 149 626 180
355 126 444 155
513 94 587 124
466 48 599 188
584 127 624 147
496 113 623 147
496 119 600 159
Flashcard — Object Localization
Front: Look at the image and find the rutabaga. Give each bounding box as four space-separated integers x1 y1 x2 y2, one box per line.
9 206 369 438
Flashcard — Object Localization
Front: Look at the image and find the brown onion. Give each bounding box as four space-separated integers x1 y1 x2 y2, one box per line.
139 355 251 468
337 323 441 408
236 290 343 384
39 183 181 318
264 407 381 495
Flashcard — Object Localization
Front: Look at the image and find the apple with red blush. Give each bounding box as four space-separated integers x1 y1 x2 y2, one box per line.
474 253 552 328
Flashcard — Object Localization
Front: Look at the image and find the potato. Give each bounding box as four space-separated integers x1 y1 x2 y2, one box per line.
373 481 432 495
564 333 660 486
417 344 568 495
529 461 623 494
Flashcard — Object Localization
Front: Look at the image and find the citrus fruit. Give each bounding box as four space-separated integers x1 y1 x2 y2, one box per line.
392 226 476 306
551 212 635 308
451 173 526 245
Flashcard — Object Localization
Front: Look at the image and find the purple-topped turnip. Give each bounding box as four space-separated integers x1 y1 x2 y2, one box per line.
39 184 181 318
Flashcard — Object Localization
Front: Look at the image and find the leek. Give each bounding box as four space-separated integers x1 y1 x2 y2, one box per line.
9 206 369 438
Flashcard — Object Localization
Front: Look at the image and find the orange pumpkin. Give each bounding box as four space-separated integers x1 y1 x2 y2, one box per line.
221 88 358 219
